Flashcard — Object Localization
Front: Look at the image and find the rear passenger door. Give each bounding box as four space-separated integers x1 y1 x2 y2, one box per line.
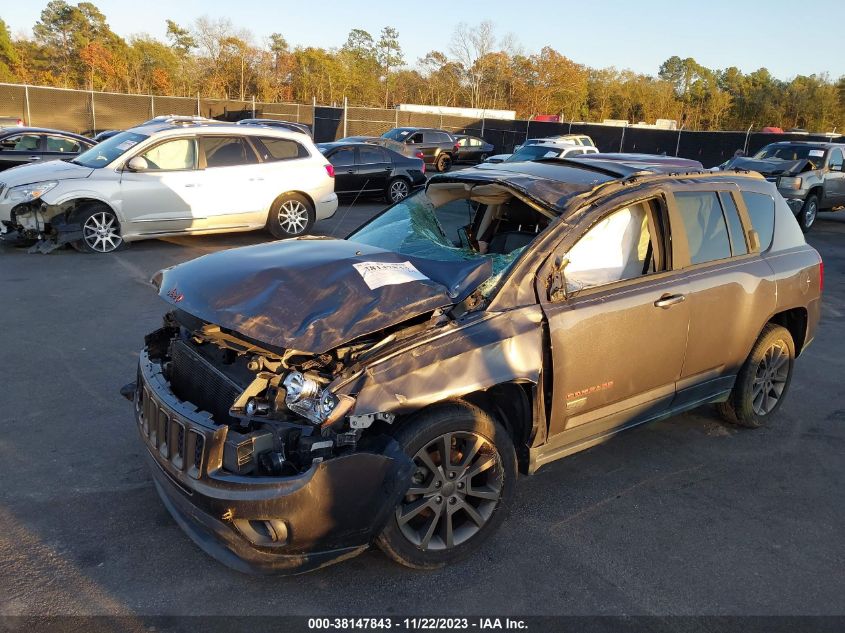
355 145 391 192
196 135 264 227
667 186 777 407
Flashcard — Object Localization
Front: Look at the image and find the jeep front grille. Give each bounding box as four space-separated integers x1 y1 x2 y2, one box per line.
137 380 204 479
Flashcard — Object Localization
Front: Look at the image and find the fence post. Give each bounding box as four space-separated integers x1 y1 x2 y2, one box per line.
196 92 200 116
743 124 753 155
90 89 96 133
150 94 155 118
480 117 485 137
24 84 31 126
252 95 256 118
395 108 399 128
440 113 443 129
619 125 626 152
343 96 348 138
675 125 685 157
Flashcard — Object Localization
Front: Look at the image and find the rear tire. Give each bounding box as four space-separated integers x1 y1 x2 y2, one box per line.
435 153 452 173
267 193 315 239
716 324 795 428
72 203 124 254
376 401 516 569
797 194 818 233
385 177 411 203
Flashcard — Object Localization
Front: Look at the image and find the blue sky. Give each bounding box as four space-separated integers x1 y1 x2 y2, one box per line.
3 0 844 79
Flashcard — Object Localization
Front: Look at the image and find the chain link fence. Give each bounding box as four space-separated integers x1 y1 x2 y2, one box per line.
1 82 838 166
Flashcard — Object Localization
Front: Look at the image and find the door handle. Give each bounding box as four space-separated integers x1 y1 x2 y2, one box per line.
345 169 355 174
29 156 41 161
248 177 264 181
184 183 200 187
654 293 686 309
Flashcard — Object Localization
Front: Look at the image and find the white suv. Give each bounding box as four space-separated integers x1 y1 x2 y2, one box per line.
0 120 337 253
485 139 599 164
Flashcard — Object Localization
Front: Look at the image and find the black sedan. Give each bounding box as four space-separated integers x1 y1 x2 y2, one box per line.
0 127 94 171
453 134 494 163
317 141 426 203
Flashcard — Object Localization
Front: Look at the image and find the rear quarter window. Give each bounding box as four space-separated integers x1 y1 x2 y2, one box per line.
255 137 309 161
674 191 733 265
741 191 775 251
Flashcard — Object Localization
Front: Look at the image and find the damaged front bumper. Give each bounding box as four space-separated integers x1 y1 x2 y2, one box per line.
0 200 81 253
133 349 414 574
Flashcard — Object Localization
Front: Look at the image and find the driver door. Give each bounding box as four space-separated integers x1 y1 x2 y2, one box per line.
119 137 204 234
824 148 845 206
538 195 691 450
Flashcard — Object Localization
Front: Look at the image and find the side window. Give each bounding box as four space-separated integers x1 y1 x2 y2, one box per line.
1 134 41 151
140 138 196 170
46 136 82 153
255 137 308 161
674 191 732 265
456 137 468 147
829 148 844 171
565 148 585 156
358 146 387 164
741 191 775 251
471 138 483 147
328 148 354 167
565 201 659 293
204 137 257 168
718 192 748 256
408 132 424 144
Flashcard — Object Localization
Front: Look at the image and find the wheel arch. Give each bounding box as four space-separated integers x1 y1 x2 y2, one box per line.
768 307 808 356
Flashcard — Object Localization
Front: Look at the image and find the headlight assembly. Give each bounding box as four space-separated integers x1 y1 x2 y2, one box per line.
6 181 59 203
281 371 352 427
778 176 802 191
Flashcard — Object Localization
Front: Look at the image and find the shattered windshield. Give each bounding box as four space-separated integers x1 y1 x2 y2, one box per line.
348 192 527 296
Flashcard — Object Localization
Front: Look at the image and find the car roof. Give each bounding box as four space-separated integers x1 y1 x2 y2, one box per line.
0 126 93 141
126 120 311 141
429 158 758 215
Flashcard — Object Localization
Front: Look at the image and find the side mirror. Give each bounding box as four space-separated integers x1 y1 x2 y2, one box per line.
830 163 843 172
126 156 149 171
548 256 569 303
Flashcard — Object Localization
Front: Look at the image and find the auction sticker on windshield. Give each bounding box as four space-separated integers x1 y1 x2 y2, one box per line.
353 261 428 290
809 149 825 157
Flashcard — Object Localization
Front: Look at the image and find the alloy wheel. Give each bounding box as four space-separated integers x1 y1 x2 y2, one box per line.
804 199 817 229
751 340 790 416
396 431 503 551
389 180 409 202
83 211 122 253
277 200 308 235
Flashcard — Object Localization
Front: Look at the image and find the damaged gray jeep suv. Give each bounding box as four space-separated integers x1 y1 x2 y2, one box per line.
127 157 822 574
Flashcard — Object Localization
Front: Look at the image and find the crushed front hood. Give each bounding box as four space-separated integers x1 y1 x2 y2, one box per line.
729 157 809 177
153 237 492 354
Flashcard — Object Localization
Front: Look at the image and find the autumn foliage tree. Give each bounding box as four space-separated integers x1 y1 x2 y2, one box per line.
1 2 843 131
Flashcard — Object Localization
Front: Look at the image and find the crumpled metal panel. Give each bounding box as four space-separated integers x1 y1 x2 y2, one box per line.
154 237 491 355
347 305 545 415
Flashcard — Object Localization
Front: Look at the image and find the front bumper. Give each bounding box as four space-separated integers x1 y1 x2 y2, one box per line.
315 192 338 221
133 349 414 574
780 194 805 214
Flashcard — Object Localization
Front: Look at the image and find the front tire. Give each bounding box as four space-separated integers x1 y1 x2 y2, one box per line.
376 401 516 569
717 324 795 428
797 194 818 233
267 193 315 239
73 204 124 254
435 153 452 173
